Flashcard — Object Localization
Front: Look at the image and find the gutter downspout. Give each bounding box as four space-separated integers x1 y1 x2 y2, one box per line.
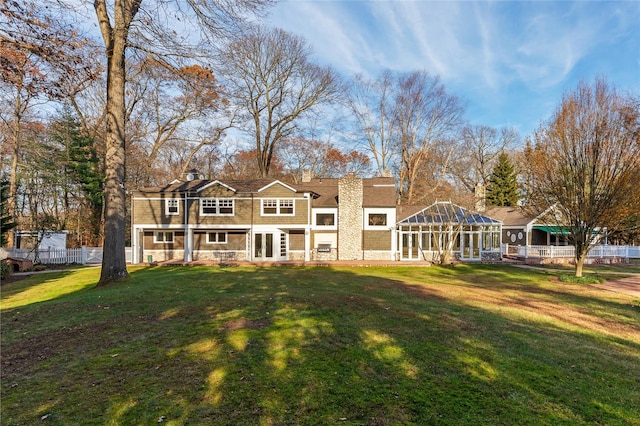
184 191 192 262
250 193 254 262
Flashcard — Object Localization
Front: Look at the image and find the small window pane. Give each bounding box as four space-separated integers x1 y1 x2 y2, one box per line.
280 199 294 214
202 199 217 214
316 213 334 226
263 199 278 214
219 199 234 214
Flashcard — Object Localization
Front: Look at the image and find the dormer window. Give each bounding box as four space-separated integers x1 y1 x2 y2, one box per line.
165 199 179 215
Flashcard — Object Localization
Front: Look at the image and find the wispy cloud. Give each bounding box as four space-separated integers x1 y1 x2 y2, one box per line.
266 0 639 135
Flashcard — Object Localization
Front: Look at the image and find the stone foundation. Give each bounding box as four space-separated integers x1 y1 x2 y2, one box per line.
144 249 184 263
481 252 502 262
193 250 247 262
311 249 338 261
363 250 394 261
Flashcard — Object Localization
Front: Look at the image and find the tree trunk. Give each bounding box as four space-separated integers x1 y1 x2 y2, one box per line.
97 5 130 284
575 253 586 278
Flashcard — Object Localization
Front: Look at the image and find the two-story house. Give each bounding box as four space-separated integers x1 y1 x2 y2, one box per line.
130 173 398 264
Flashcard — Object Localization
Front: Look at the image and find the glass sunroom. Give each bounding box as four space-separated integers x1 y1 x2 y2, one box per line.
397 202 502 262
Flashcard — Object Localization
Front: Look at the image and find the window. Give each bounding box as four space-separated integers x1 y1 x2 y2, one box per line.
261 199 294 215
207 232 227 244
154 231 174 243
316 213 335 226
165 199 179 215
279 199 294 214
200 198 234 216
368 213 387 226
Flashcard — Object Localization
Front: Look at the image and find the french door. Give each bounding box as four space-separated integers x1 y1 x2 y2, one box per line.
254 233 274 260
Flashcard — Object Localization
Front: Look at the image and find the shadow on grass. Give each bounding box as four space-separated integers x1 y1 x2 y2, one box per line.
1 265 639 425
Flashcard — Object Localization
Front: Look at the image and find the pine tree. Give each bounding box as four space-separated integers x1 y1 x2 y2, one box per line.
486 152 520 206
1 180 17 247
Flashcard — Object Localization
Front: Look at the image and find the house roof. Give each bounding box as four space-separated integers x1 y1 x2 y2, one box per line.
397 201 501 225
484 206 537 227
295 178 339 207
295 176 397 208
136 179 299 194
363 177 396 207
136 176 397 208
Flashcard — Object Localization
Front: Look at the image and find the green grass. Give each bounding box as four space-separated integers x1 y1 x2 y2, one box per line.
2 265 639 425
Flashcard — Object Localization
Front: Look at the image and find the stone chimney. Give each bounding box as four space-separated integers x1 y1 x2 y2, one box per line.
302 169 312 183
338 174 363 260
475 183 486 212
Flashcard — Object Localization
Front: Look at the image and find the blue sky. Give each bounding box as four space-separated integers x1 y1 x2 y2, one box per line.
265 0 640 138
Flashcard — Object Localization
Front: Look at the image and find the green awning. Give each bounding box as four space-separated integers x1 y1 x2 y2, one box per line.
534 225 570 235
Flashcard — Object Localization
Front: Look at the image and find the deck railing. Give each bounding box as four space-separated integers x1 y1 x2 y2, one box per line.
513 245 640 259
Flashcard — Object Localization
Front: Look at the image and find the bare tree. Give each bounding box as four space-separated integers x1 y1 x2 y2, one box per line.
347 71 397 175
451 125 519 192
347 71 465 204
218 26 343 178
91 0 271 284
394 71 465 204
526 78 640 277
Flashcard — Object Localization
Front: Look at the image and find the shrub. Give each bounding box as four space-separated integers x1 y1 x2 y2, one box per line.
559 274 605 284
0 261 10 279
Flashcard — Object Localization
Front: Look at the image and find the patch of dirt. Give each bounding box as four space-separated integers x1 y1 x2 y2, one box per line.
591 276 640 298
0 273 30 286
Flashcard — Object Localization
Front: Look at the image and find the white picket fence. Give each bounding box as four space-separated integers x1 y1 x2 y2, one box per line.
4 247 132 265
514 244 640 259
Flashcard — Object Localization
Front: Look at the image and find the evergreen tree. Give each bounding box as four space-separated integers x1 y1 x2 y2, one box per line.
1 180 17 247
486 152 520 206
49 109 105 245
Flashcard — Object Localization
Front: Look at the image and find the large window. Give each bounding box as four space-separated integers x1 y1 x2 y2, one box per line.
316 213 335 226
368 213 387 226
154 231 174 243
207 232 227 244
165 199 179 215
261 199 295 215
200 198 234 216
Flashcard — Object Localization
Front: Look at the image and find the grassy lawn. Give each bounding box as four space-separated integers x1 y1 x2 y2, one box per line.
1 265 639 425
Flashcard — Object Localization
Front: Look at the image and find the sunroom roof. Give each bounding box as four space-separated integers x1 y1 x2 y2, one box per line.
397 202 501 225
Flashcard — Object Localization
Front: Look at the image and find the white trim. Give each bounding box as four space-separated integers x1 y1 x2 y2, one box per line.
206 231 227 244
154 231 175 243
257 180 298 193
196 180 237 193
364 207 396 230
261 198 295 216
165 198 180 215
312 207 338 229
199 198 235 216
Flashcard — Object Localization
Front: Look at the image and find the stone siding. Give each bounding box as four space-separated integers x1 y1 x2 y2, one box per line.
363 250 394 261
338 176 363 260
311 248 338 261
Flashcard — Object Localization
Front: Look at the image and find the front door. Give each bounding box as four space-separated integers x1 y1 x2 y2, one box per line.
254 232 274 260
